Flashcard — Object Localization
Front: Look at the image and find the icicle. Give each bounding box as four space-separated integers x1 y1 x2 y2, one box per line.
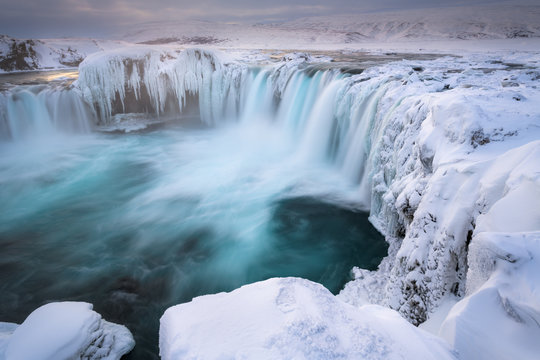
77 48 247 125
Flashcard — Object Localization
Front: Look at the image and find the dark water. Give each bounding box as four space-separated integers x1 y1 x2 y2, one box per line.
0 122 387 359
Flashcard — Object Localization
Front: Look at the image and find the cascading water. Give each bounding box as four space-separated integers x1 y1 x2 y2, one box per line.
0 84 94 140
0 49 412 359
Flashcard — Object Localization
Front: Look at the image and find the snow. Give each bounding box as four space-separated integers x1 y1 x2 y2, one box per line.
1 302 134 360
2 3 540 73
0 35 128 73
440 232 540 360
0 323 17 359
118 4 540 51
337 51 540 327
160 277 457 360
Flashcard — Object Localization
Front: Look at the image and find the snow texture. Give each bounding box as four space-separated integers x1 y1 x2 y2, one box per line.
0 302 134 360
337 53 540 327
440 232 540 360
160 277 457 360
2 4 540 72
0 35 127 73
121 4 540 49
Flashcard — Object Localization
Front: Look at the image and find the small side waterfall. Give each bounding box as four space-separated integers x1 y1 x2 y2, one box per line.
0 85 95 140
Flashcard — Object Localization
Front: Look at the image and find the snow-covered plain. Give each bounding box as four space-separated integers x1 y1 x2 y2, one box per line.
1 3 540 359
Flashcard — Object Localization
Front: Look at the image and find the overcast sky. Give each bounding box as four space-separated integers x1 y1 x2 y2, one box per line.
0 0 531 38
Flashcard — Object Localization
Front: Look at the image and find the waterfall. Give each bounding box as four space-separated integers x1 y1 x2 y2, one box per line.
0 49 400 205
0 85 94 140
0 49 422 239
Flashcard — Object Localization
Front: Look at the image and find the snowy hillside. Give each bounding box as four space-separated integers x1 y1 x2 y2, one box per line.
0 35 127 73
2 4 540 72
269 4 540 41
120 4 540 48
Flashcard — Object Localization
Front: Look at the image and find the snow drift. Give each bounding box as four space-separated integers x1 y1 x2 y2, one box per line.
160 277 457 360
0 302 134 360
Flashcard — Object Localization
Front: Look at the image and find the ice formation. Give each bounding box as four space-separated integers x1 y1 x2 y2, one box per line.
160 277 457 360
77 47 246 124
0 302 134 360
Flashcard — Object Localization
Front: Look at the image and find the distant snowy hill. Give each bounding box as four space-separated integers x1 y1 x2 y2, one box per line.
269 5 540 41
0 35 127 73
121 4 540 47
1 4 539 72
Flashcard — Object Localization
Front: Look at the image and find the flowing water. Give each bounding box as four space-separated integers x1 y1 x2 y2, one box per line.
0 69 388 359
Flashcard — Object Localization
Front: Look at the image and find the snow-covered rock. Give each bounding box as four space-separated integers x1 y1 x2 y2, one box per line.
160 277 457 360
0 35 128 73
338 53 540 326
0 323 17 359
1 302 134 360
440 232 540 360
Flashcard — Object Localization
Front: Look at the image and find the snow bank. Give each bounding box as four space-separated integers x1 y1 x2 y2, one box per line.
1 302 134 360
440 232 540 360
0 323 17 359
160 277 457 360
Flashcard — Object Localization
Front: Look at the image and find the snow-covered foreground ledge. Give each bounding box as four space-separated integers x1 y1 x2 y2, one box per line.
160 277 457 360
440 232 540 360
0 302 134 360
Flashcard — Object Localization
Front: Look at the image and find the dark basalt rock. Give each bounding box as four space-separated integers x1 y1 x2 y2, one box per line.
0 40 39 72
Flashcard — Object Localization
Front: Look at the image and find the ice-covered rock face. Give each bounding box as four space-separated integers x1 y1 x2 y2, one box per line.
160 277 457 360
77 47 247 125
337 56 540 325
2 302 134 360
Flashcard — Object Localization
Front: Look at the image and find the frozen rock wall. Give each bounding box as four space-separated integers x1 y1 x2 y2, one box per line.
77 47 247 124
336 55 540 324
